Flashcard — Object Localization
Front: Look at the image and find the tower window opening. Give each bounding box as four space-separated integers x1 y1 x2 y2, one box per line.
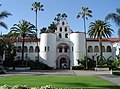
59 33 62 38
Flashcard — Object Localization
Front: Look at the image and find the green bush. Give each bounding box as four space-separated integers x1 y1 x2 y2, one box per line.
112 71 120 76
72 65 84 70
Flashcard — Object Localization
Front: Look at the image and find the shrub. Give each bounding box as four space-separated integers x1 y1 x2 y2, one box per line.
72 65 84 70
112 71 120 76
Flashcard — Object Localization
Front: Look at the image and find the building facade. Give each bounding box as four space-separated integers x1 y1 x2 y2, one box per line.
14 19 120 68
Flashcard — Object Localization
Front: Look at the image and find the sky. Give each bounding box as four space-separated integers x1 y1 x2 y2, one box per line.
0 0 120 37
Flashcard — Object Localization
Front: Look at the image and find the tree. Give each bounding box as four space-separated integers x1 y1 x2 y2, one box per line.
54 13 68 23
0 4 11 29
8 20 36 65
31 2 44 62
76 7 92 69
88 20 114 67
118 28 120 38
105 8 120 27
48 22 57 33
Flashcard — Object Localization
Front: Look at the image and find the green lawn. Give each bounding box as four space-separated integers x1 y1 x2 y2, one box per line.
0 75 119 89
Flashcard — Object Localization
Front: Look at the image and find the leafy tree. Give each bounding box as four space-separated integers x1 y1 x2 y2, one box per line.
3 42 16 68
31 2 44 62
54 13 67 23
77 7 92 69
88 20 114 67
118 28 120 38
105 8 120 27
8 20 36 65
48 22 57 33
40 27 47 33
0 4 11 29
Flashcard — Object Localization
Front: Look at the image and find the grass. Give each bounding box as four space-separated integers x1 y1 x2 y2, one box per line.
0 75 119 89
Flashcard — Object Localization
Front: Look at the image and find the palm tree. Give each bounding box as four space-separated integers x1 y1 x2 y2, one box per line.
8 20 36 65
0 4 11 29
54 13 68 23
88 20 114 67
77 7 92 69
31 2 44 62
118 29 120 38
105 8 120 27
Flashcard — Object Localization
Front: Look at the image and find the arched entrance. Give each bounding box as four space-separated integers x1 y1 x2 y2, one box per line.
56 55 70 69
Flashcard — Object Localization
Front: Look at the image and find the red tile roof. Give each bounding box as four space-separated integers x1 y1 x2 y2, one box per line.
86 38 120 42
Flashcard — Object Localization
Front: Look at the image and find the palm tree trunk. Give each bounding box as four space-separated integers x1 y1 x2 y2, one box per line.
21 37 25 66
83 15 88 69
35 10 40 66
99 37 103 67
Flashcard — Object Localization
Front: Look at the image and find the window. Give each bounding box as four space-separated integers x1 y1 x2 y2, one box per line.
24 46 28 52
59 33 62 38
59 48 62 53
65 33 68 38
65 27 67 32
94 46 99 52
29 46 34 53
60 27 62 32
72 47 74 52
17 46 22 52
45 46 47 52
102 46 105 52
88 46 93 53
64 48 67 53
62 22 65 26
35 46 40 52
106 46 111 52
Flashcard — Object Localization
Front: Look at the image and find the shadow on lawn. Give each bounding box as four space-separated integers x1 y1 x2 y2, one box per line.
54 82 120 89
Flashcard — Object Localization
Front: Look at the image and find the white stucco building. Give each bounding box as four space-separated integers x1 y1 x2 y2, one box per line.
14 19 120 68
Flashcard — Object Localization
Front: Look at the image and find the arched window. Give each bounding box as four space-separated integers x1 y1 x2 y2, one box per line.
59 33 62 38
59 48 62 53
45 46 46 52
106 46 111 52
62 22 65 26
65 27 67 32
17 46 22 52
60 27 62 32
35 46 40 52
65 33 68 38
64 47 68 53
102 46 105 52
88 46 93 53
94 46 99 52
72 47 74 52
24 46 28 52
29 46 34 53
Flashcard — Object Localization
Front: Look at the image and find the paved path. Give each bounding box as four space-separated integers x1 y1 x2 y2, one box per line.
0 70 120 86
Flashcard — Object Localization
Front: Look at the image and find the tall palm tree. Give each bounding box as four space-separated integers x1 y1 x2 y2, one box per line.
105 8 120 27
88 20 114 67
77 7 92 69
0 4 11 29
118 29 120 38
54 13 68 23
31 2 44 62
8 20 36 65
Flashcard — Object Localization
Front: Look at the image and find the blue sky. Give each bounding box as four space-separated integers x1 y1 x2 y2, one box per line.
1 0 120 37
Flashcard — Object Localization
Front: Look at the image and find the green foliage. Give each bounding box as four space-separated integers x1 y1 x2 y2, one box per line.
112 71 120 76
13 60 53 70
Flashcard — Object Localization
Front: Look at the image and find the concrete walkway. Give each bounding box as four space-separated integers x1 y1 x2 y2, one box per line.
0 70 120 86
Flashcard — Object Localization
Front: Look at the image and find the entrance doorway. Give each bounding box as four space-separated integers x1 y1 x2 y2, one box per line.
56 55 70 69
